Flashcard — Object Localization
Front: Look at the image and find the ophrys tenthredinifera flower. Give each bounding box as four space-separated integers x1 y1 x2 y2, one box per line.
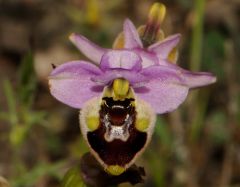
49 3 216 176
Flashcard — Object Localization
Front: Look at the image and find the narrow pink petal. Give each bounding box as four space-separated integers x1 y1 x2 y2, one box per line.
49 61 103 108
100 50 142 72
148 34 181 59
182 71 217 88
141 64 216 88
69 33 107 64
123 19 143 49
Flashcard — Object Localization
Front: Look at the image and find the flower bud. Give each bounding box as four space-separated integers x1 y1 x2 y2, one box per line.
142 3 166 47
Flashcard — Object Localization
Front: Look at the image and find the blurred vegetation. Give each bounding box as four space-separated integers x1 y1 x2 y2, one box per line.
0 0 240 187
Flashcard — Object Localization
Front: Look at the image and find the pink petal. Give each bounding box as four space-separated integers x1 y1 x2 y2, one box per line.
123 19 143 49
135 65 216 113
141 63 217 88
134 65 187 113
182 71 217 88
69 33 107 64
148 34 181 59
153 62 217 88
49 61 103 108
100 50 142 72
134 80 188 114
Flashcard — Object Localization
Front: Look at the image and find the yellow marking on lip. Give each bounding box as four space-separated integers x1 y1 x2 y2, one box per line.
106 165 125 176
86 116 99 131
113 78 130 98
136 118 150 132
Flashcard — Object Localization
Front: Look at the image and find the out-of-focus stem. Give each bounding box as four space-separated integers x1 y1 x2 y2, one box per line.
189 0 206 141
190 0 205 71
3 79 18 126
187 1 206 186
190 90 209 140
218 40 238 187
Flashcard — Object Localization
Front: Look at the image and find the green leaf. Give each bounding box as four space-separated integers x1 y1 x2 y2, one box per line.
18 52 37 107
9 124 28 147
25 111 47 126
154 116 172 147
2 79 18 125
145 150 168 187
62 167 86 187
12 161 64 187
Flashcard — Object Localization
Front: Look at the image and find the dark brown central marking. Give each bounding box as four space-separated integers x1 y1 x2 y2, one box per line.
87 97 147 166
102 97 134 126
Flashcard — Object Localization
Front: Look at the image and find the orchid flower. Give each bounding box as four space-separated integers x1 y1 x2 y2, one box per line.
48 3 216 176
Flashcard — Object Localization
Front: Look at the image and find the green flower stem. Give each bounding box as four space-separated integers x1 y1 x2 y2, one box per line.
189 0 207 141
190 0 205 71
190 90 210 140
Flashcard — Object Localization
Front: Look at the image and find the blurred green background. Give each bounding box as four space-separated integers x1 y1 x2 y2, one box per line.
0 0 240 186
